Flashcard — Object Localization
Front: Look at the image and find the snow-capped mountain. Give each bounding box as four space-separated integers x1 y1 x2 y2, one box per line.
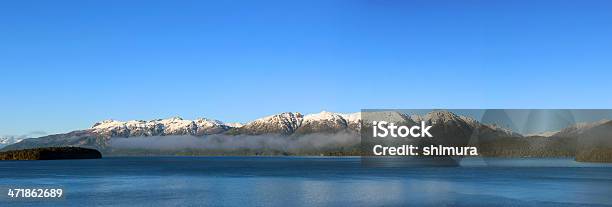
232 111 362 135
519 119 612 138
553 119 611 138
295 111 351 134
364 111 413 124
91 117 232 137
340 112 361 123
0 136 25 148
409 110 521 140
233 112 304 135
3 110 611 161
0 137 10 145
1 110 522 152
340 112 361 131
224 122 244 128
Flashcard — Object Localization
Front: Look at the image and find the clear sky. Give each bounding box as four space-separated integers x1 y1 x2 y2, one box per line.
1 0 611 136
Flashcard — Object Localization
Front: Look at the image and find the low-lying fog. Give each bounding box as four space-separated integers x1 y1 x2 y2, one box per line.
110 133 359 153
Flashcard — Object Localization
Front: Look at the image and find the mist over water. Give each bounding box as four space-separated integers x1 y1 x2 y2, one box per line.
109 133 359 153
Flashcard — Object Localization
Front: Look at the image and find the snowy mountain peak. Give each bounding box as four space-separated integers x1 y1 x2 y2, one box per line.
0 136 26 147
458 115 480 128
340 112 361 123
253 112 303 122
410 114 424 122
554 119 611 137
423 110 462 124
195 118 225 127
362 111 411 123
303 111 345 122
224 122 244 128
240 112 304 135
92 120 124 129
91 117 230 137
570 119 610 131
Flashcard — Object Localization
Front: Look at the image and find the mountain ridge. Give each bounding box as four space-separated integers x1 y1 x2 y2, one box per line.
2 110 511 151
4 110 610 159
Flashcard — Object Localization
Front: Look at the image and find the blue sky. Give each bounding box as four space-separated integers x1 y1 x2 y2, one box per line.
1 0 611 136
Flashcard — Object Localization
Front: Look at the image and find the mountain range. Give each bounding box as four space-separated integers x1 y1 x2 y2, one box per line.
2 111 362 152
3 110 503 151
2 110 611 162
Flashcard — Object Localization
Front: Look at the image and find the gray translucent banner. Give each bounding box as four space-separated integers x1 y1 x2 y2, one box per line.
361 109 612 167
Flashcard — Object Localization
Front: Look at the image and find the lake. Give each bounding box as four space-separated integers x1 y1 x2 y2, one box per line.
1 157 612 206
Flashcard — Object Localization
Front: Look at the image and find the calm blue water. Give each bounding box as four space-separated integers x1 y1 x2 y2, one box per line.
1 157 612 206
